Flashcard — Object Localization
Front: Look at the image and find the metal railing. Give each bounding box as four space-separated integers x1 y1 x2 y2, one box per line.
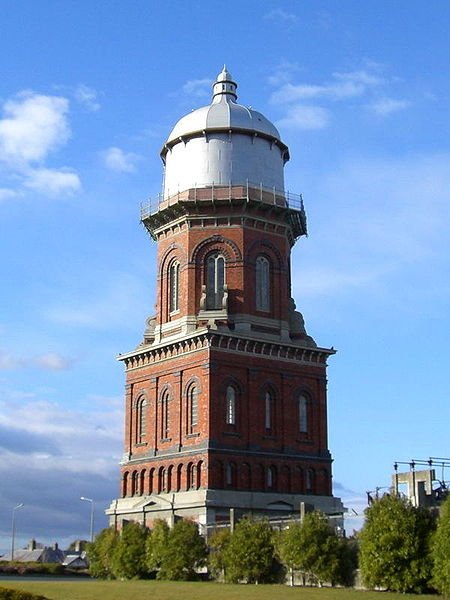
140 180 304 220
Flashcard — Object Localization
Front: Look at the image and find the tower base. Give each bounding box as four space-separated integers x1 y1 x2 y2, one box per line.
106 489 344 533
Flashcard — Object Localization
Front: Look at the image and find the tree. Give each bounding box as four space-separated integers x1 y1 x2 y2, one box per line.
277 512 353 587
359 493 435 593
146 518 170 572
223 516 277 584
86 527 118 579
432 494 450 596
158 518 207 580
207 528 231 581
111 522 149 580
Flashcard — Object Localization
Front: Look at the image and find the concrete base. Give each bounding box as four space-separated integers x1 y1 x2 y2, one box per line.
106 488 345 532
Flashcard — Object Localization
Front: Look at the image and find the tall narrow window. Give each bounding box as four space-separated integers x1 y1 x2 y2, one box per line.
226 385 236 425
188 463 197 489
256 256 270 311
226 462 236 487
206 253 225 309
136 397 147 443
188 386 198 433
264 390 273 431
161 389 170 439
299 395 308 433
267 466 276 490
169 261 180 313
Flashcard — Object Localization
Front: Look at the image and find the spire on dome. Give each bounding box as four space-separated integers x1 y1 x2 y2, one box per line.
212 65 237 102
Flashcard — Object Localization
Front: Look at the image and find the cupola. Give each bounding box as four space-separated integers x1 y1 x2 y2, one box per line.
161 67 290 199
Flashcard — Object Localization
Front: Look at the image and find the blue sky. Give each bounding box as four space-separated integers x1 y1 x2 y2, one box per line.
1 0 449 550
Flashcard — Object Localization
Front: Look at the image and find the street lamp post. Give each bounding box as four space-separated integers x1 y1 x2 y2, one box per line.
80 497 94 543
11 503 24 561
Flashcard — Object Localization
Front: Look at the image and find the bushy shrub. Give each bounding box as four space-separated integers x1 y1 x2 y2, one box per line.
359 493 435 593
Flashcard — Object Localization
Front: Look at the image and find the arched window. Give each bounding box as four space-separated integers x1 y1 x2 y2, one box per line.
226 385 236 425
169 260 180 313
256 256 270 311
264 389 274 431
226 462 236 487
206 253 225 309
306 468 315 493
267 466 276 490
299 394 308 433
187 462 197 489
161 389 170 440
188 385 198 434
136 396 147 443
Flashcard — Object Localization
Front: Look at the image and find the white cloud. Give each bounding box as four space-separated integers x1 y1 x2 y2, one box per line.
0 92 70 167
74 84 100 111
267 60 301 86
0 349 74 371
0 350 22 370
264 8 298 24
0 91 80 197
0 188 18 201
370 97 411 116
270 69 384 105
33 353 74 371
24 167 81 195
333 69 385 87
101 146 139 173
276 105 330 130
182 78 212 98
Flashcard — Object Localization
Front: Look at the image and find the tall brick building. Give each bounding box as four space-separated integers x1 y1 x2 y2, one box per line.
107 67 343 530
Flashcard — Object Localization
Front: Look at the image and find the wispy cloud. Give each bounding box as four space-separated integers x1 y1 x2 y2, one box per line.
264 8 298 25
74 84 100 111
0 188 18 202
293 153 450 301
0 350 22 370
0 349 74 371
267 60 301 86
269 63 410 131
182 78 212 98
0 91 80 197
33 353 74 371
101 146 140 173
276 104 330 130
45 272 149 330
270 69 384 104
370 97 411 116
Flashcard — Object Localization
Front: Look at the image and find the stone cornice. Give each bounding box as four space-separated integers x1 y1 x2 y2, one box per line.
118 329 335 371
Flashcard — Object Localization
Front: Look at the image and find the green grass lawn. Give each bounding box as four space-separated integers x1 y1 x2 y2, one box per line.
0 580 442 600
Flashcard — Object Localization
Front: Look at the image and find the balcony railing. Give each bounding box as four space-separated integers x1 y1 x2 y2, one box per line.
140 181 304 220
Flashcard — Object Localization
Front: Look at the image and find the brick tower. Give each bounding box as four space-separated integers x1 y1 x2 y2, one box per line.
107 67 343 530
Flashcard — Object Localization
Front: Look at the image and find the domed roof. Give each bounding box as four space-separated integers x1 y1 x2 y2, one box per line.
162 67 286 155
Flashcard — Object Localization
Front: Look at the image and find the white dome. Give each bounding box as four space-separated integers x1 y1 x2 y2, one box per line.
161 67 289 199
163 67 285 152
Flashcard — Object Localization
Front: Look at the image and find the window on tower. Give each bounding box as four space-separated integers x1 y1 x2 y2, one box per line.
136 396 147 443
264 389 274 431
225 385 236 426
256 255 270 312
206 253 225 310
299 394 308 433
169 260 180 313
188 385 198 434
161 389 170 439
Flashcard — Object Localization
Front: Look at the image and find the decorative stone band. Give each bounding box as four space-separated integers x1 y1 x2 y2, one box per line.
118 330 335 371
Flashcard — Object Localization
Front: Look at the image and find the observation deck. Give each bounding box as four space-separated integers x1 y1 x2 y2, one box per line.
140 182 307 243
